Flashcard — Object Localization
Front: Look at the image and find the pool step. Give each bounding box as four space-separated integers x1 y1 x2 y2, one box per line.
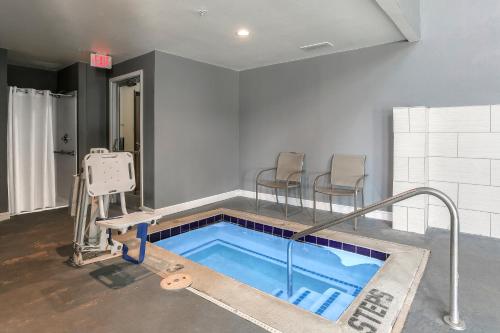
314 290 356 321
276 287 356 321
271 288 285 299
309 288 341 315
288 287 322 310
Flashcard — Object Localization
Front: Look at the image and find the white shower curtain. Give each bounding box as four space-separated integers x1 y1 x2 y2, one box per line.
7 87 56 214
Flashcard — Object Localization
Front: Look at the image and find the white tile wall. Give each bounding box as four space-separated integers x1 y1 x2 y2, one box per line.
394 157 409 181
409 107 428 132
491 105 500 132
459 209 491 236
492 214 500 238
428 133 458 157
393 107 410 133
394 133 427 157
394 104 500 238
459 184 500 214
393 181 427 208
428 203 491 236
428 106 490 132
392 206 408 231
428 205 450 229
428 181 458 207
428 157 490 185
408 208 426 234
492 160 500 186
458 133 500 159
409 158 426 182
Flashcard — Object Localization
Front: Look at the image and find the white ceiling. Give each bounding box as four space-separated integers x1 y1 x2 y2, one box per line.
0 0 405 71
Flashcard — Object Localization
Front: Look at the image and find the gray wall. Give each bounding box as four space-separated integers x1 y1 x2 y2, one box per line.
153 51 239 208
0 49 8 212
111 51 155 207
7 65 57 91
84 65 108 151
58 63 108 165
239 0 500 207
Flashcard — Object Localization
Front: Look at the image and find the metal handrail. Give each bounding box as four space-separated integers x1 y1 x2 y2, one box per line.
286 187 466 330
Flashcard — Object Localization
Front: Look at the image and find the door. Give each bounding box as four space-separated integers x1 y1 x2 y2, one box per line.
110 74 142 209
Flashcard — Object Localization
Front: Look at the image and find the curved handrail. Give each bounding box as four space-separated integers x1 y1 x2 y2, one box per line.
286 187 466 330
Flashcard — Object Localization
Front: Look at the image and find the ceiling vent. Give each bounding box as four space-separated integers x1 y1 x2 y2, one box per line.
299 42 334 51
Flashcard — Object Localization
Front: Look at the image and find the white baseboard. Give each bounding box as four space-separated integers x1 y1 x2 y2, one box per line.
153 189 392 222
154 190 241 216
0 212 10 222
239 190 392 221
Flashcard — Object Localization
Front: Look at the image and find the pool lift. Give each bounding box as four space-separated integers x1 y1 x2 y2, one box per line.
71 148 161 266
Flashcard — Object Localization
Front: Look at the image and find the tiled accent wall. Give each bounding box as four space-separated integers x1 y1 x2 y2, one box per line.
393 106 429 234
393 105 500 238
148 214 389 261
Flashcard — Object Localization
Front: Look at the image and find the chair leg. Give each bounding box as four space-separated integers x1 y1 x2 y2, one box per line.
256 183 259 212
299 185 303 209
353 192 358 231
329 195 333 213
361 188 365 217
274 188 279 204
313 190 317 224
285 186 289 220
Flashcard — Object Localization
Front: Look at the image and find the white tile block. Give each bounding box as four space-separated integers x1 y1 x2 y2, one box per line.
459 209 490 236
408 158 425 182
492 214 500 238
492 105 500 132
492 160 500 186
459 184 500 214
393 107 409 132
428 157 490 185
392 206 408 231
428 133 457 157
428 181 458 207
428 105 490 132
393 181 427 208
407 208 426 234
428 205 450 229
394 157 409 181
458 133 500 159
394 133 426 157
409 107 427 132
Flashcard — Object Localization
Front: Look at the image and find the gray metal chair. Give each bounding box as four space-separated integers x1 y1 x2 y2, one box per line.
256 152 305 219
313 154 367 229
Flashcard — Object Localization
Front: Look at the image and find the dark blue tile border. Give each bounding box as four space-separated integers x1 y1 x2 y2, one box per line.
147 213 389 261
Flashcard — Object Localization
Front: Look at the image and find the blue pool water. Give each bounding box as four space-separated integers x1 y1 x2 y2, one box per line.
155 222 382 321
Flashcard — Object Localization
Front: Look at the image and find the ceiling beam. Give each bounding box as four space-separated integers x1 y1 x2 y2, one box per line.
376 0 421 42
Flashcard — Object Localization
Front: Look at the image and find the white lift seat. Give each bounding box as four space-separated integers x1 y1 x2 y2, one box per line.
96 211 161 234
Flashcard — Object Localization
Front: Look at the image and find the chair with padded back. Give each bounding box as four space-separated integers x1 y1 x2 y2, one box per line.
313 154 367 229
256 152 305 219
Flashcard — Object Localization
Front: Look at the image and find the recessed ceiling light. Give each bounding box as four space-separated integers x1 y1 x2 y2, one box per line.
236 29 250 37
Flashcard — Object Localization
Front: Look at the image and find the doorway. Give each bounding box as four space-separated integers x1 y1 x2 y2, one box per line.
109 71 143 210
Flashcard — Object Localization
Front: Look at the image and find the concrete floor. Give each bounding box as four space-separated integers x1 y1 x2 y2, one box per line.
1 198 499 333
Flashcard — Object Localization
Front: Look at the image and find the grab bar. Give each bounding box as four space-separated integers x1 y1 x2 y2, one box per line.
286 187 466 330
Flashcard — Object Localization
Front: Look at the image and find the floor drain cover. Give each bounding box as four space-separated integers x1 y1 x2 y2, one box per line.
161 273 192 290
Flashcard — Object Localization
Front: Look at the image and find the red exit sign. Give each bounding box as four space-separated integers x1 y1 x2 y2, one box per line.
90 53 112 69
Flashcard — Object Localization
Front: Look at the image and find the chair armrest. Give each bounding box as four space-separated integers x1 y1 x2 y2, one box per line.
256 167 277 181
313 172 331 190
286 170 305 185
354 174 368 191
